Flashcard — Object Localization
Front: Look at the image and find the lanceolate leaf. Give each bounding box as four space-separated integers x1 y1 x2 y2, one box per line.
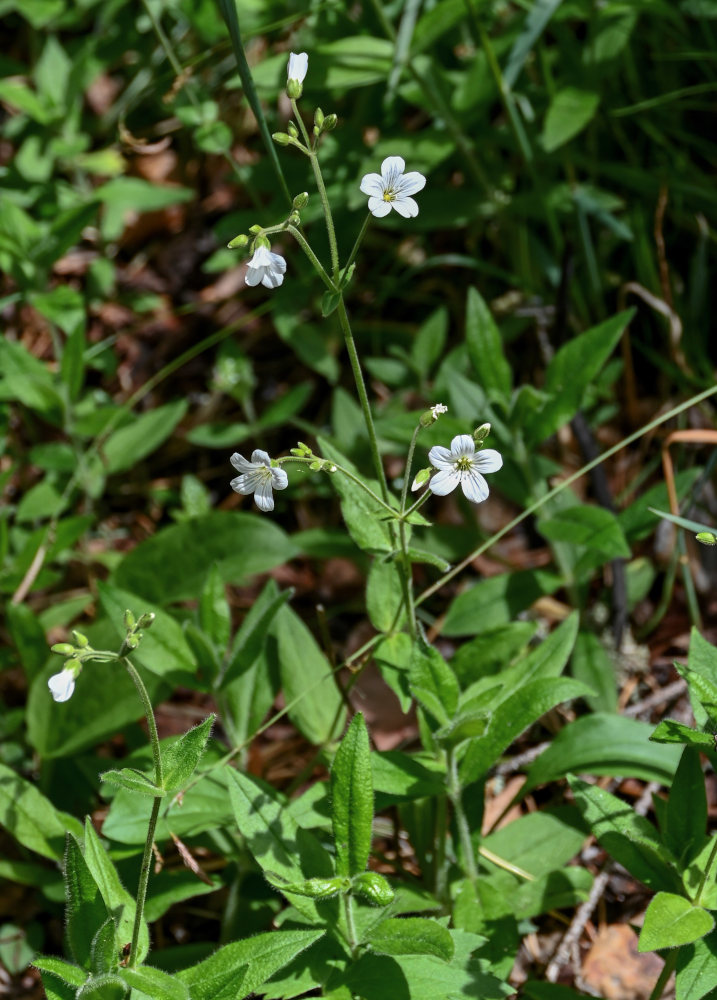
331 713 374 878
0 762 82 859
120 965 190 1000
64 836 108 970
161 715 215 791
464 286 512 401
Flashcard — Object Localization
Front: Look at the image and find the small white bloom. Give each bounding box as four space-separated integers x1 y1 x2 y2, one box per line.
48 668 76 703
245 246 287 289
287 52 308 85
428 434 502 504
359 156 426 219
431 403 448 419
230 449 288 512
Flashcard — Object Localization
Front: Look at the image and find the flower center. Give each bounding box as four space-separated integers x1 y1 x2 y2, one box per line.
382 188 396 202
454 457 473 472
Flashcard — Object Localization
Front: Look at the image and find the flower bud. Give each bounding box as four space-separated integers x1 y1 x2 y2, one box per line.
287 121 299 139
292 192 309 210
51 642 75 656
473 422 491 445
286 78 303 100
411 467 432 492
63 656 82 673
248 224 262 235
71 630 89 648
137 613 155 629
352 872 395 906
123 609 136 630
323 113 337 131
254 235 270 250
288 212 301 226
314 107 324 128
228 233 249 249
124 635 139 650
697 532 717 546
272 131 291 146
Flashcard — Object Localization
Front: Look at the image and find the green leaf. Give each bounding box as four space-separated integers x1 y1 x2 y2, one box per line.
199 565 231 651
331 713 374 878
676 664 717 728
504 0 564 87
33 956 86 987
95 177 193 241
161 715 214 791
100 400 187 474
318 437 393 554
366 917 454 962
372 752 444 809
411 307 447 378
459 677 591 785
568 777 682 893
442 569 563 636
571 629 618 713
89 919 118 976
273 603 345 745
220 580 292 690
541 87 600 152
113 512 298 603
512 867 593 919
676 927 717 1000
100 768 165 797
81 818 149 964
0 762 82 859
409 640 459 726
97 582 196 679
75 972 127 999
464 286 512 401
177 929 324 1000
64 836 109 970
119 965 190 1000
664 748 708 866
538 505 630 559
639 892 714 952
650 719 715 750
525 310 634 446
524 714 682 793
366 558 405 632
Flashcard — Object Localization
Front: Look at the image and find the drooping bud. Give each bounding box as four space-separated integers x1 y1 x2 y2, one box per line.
292 192 309 210
411 467 432 492
287 121 299 140
137 613 156 629
272 132 291 146
248 224 262 235
227 233 249 249
323 113 337 131
352 872 395 906
51 642 75 656
72 630 89 648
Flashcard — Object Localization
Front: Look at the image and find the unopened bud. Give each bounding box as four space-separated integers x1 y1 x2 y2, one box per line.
314 107 324 129
411 467 432 492
64 656 82 673
124 635 139 650
287 121 299 139
288 212 300 226
352 872 394 906
323 113 337 131
137 613 155 629
287 78 303 100
292 192 309 210
272 131 291 146
248 224 262 235
228 233 249 249
123 609 136 630
71 630 89 648
473 422 491 445
697 532 717 546
51 642 75 656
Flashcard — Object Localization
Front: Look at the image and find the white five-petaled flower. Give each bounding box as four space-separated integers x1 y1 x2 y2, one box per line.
245 246 287 289
359 156 426 218
287 52 308 85
428 435 503 504
230 449 288 512
48 667 76 703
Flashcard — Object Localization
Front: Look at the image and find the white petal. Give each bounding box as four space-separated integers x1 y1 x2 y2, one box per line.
245 266 263 287
391 196 419 218
368 197 392 218
268 252 287 273
262 269 284 288
249 246 272 267
360 173 384 197
461 469 489 503
251 450 272 467
271 467 289 490
287 52 308 83
48 669 75 703
473 448 503 474
230 452 255 474
451 434 476 457
428 468 460 496
397 171 426 196
230 471 262 495
381 156 405 181
411 473 423 492
254 478 275 512
428 445 454 471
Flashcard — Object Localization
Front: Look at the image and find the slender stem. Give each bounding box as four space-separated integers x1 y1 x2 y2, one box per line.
290 98 340 279
433 788 449 905
396 422 423 639
121 656 163 968
447 749 478 886
286 225 336 292
403 488 433 518
340 212 372 284
695 835 717 904
648 950 678 1000
400 423 422 514
343 893 359 958
281 456 396 516
335 297 390 502
417 383 717 607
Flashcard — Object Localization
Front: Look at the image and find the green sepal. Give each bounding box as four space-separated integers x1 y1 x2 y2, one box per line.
100 768 165 797
331 713 374 878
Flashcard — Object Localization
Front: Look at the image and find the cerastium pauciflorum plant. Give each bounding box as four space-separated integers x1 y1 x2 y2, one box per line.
6 32 717 1000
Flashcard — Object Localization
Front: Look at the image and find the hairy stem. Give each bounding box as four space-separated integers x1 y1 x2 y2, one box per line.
290 98 339 279
447 749 478 886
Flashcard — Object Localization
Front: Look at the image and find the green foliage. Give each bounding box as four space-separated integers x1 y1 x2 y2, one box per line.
331 713 374 878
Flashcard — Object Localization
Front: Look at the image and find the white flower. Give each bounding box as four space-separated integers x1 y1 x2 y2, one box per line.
287 52 308 85
427 435 502 503
431 403 448 419
48 668 76 703
359 156 426 218
230 449 288 512
245 246 287 289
